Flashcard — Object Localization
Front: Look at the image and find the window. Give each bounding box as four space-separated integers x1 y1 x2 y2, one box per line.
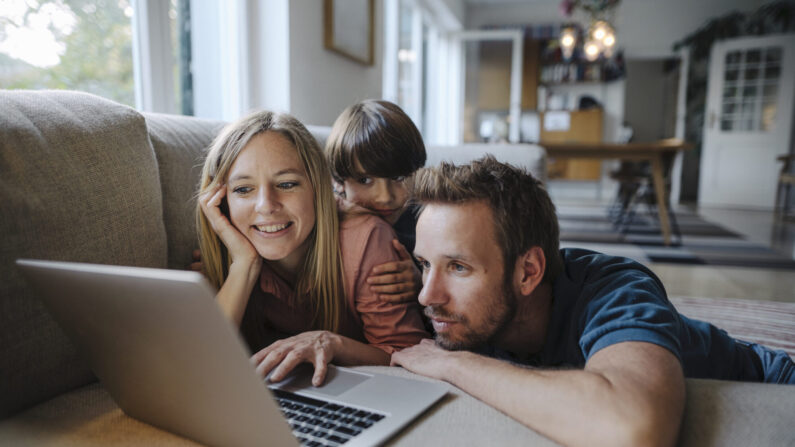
0 0 136 106
720 46 781 132
0 0 192 114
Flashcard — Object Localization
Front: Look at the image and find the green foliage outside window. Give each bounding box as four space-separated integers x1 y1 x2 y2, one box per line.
0 0 134 106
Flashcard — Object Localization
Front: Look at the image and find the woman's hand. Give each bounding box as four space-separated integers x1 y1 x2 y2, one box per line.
199 183 259 265
367 239 421 304
251 331 342 387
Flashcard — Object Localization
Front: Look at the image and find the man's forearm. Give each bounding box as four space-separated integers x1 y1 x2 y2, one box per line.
440 348 682 447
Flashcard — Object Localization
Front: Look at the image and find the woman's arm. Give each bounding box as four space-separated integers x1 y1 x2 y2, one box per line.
199 183 262 325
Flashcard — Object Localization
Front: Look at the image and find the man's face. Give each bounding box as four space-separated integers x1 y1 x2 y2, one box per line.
414 201 516 350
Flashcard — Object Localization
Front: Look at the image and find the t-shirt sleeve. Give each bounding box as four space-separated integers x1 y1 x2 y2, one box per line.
349 219 429 354
577 266 683 362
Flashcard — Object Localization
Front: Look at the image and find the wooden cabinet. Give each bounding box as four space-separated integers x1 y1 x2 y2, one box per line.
540 109 603 180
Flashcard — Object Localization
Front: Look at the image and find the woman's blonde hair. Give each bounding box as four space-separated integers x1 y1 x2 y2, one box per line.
196 110 344 332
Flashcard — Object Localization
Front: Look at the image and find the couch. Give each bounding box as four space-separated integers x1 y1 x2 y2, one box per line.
1 90 793 446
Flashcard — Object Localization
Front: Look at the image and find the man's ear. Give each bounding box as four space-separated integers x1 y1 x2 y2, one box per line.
513 246 546 296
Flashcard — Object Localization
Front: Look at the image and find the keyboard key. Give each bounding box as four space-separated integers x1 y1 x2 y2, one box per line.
339 407 355 414
298 426 313 434
327 434 350 444
353 420 373 429
319 422 337 430
311 430 328 439
334 426 361 437
353 410 370 418
324 403 342 411
367 413 385 422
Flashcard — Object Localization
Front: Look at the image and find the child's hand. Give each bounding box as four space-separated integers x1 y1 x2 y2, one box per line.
367 239 421 304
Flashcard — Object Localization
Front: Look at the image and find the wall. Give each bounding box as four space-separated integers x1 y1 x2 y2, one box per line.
623 59 668 141
466 0 771 58
288 0 384 126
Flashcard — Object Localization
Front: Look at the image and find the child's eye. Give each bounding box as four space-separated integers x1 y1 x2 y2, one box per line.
233 186 253 194
357 177 373 185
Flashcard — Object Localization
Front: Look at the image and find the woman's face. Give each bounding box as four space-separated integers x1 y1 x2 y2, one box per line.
226 131 316 273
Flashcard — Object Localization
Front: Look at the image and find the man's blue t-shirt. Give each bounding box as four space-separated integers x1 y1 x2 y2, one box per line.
487 248 770 381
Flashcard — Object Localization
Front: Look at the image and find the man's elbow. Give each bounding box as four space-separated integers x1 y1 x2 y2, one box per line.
609 402 682 447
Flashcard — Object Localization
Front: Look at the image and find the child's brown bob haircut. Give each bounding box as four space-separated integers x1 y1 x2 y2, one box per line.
326 99 426 183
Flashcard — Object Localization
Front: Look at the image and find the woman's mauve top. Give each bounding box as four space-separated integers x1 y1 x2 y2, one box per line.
251 213 428 354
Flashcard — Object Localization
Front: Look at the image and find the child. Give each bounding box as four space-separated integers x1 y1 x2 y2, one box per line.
325 100 426 304
197 110 427 386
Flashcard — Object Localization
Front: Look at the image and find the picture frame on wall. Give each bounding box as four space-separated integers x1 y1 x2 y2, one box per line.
324 0 375 66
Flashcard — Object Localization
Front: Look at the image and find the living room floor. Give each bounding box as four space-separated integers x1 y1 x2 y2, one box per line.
551 195 795 304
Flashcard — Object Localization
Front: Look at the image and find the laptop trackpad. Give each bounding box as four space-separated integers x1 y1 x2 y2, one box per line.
269 364 370 397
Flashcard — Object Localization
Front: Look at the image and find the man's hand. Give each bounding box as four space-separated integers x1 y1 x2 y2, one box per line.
367 239 421 303
251 331 341 387
391 338 464 381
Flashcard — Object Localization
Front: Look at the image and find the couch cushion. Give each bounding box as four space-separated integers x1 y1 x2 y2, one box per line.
0 90 168 418
143 113 226 270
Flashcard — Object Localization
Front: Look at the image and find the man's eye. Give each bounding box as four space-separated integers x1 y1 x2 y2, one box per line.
357 177 373 185
233 186 252 194
451 263 467 273
392 176 406 182
418 259 430 271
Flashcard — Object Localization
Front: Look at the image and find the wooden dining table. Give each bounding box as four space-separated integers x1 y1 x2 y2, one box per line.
540 139 694 246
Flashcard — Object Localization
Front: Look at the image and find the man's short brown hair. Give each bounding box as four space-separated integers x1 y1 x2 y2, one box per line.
412 155 562 284
326 99 426 183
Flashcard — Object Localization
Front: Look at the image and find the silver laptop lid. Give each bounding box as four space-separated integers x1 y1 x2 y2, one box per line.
17 259 297 447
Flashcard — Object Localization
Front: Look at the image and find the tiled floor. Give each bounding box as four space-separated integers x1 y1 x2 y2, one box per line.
551 195 795 303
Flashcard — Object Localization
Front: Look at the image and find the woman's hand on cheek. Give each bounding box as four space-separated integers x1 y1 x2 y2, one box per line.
367 239 421 304
251 331 341 387
199 184 259 265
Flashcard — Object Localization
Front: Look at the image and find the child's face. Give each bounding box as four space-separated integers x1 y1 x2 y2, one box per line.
226 132 316 272
340 169 409 226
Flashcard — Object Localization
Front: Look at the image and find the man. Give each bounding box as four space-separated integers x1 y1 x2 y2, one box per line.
391 156 794 447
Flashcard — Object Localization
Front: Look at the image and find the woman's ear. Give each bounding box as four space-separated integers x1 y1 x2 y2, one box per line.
513 246 546 296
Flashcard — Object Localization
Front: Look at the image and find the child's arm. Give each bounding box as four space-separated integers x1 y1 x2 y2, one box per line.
367 239 421 303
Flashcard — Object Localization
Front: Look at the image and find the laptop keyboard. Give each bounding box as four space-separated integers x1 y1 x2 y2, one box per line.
272 388 387 446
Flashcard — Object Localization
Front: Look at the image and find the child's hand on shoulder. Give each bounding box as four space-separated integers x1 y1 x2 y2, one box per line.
367 240 421 304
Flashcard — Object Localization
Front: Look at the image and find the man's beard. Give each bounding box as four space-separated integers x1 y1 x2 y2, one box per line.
426 278 517 351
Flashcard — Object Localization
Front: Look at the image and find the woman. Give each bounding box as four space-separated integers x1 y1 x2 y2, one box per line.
197 110 427 386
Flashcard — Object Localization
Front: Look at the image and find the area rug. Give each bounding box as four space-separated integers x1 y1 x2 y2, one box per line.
558 206 795 269
669 296 795 358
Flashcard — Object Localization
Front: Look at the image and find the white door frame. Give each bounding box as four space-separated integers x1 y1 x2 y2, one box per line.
448 30 524 144
699 33 795 209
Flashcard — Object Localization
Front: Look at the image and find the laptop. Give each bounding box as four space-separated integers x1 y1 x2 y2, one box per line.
16 259 447 447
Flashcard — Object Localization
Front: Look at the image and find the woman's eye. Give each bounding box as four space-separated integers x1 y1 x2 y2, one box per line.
357 177 373 185
232 186 252 194
418 259 430 271
277 181 298 190
393 176 406 182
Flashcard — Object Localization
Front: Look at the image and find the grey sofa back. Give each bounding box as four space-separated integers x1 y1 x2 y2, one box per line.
0 91 172 418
